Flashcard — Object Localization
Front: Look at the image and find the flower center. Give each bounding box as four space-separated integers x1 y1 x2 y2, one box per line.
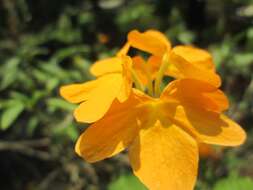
131 52 170 98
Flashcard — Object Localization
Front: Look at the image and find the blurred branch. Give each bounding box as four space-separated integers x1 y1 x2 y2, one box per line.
37 169 60 190
0 138 51 160
2 0 19 40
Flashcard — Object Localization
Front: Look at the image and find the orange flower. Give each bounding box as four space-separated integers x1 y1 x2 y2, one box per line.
60 29 246 190
74 79 245 190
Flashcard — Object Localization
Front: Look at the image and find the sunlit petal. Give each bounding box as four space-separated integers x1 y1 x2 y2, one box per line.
129 121 198 190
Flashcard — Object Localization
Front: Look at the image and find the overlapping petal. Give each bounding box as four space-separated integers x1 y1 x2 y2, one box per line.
127 29 220 87
61 73 131 123
171 105 246 146
161 79 228 113
160 79 246 146
75 90 151 162
168 51 221 87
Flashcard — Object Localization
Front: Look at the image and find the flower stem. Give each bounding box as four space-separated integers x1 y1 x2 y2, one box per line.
146 66 154 96
154 53 169 97
130 68 145 92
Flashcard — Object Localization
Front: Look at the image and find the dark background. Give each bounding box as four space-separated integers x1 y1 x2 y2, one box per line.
0 0 253 189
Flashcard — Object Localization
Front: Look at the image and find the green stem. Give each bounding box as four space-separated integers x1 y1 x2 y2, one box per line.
154 53 169 97
146 66 154 96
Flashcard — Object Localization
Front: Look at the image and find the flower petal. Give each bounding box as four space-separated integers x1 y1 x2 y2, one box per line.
75 91 151 162
161 79 229 113
168 52 221 87
90 57 122 77
74 74 123 123
170 105 246 146
132 56 150 85
60 80 97 103
128 30 171 56
129 121 198 190
172 45 215 71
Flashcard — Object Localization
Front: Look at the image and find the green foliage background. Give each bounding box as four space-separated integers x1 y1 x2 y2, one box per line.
0 0 253 189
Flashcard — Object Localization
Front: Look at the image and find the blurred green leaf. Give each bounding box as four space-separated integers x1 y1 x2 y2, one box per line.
214 175 253 190
52 123 78 141
0 58 20 90
50 45 90 64
108 174 147 190
178 31 195 44
1 101 24 130
47 98 76 112
232 53 253 74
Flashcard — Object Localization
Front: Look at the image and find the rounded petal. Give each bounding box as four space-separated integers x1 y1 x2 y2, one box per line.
168 52 221 87
75 91 151 162
172 45 215 71
90 57 122 77
74 74 123 123
129 121 198 190
128 30 171 56
60 80 97 103
171 105 246 146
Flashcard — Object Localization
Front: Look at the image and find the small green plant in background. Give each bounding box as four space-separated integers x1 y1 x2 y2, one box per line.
213 174 253 190
108 173 147 190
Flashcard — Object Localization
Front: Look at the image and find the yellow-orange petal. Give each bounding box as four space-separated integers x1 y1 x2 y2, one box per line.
116 42 131 57
171 105 246 146
90 57 122 77
146 56 160 79
172 45 215 71
117 56 133 102
168 52 221 87
75 90 151 162
74 74 123 123
60 80 97 103
129 121 198 190
128 29 171 56
132 56 150 85
161 79 229 113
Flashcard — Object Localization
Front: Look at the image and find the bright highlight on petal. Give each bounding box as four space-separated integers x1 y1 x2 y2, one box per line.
59 29 247 190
